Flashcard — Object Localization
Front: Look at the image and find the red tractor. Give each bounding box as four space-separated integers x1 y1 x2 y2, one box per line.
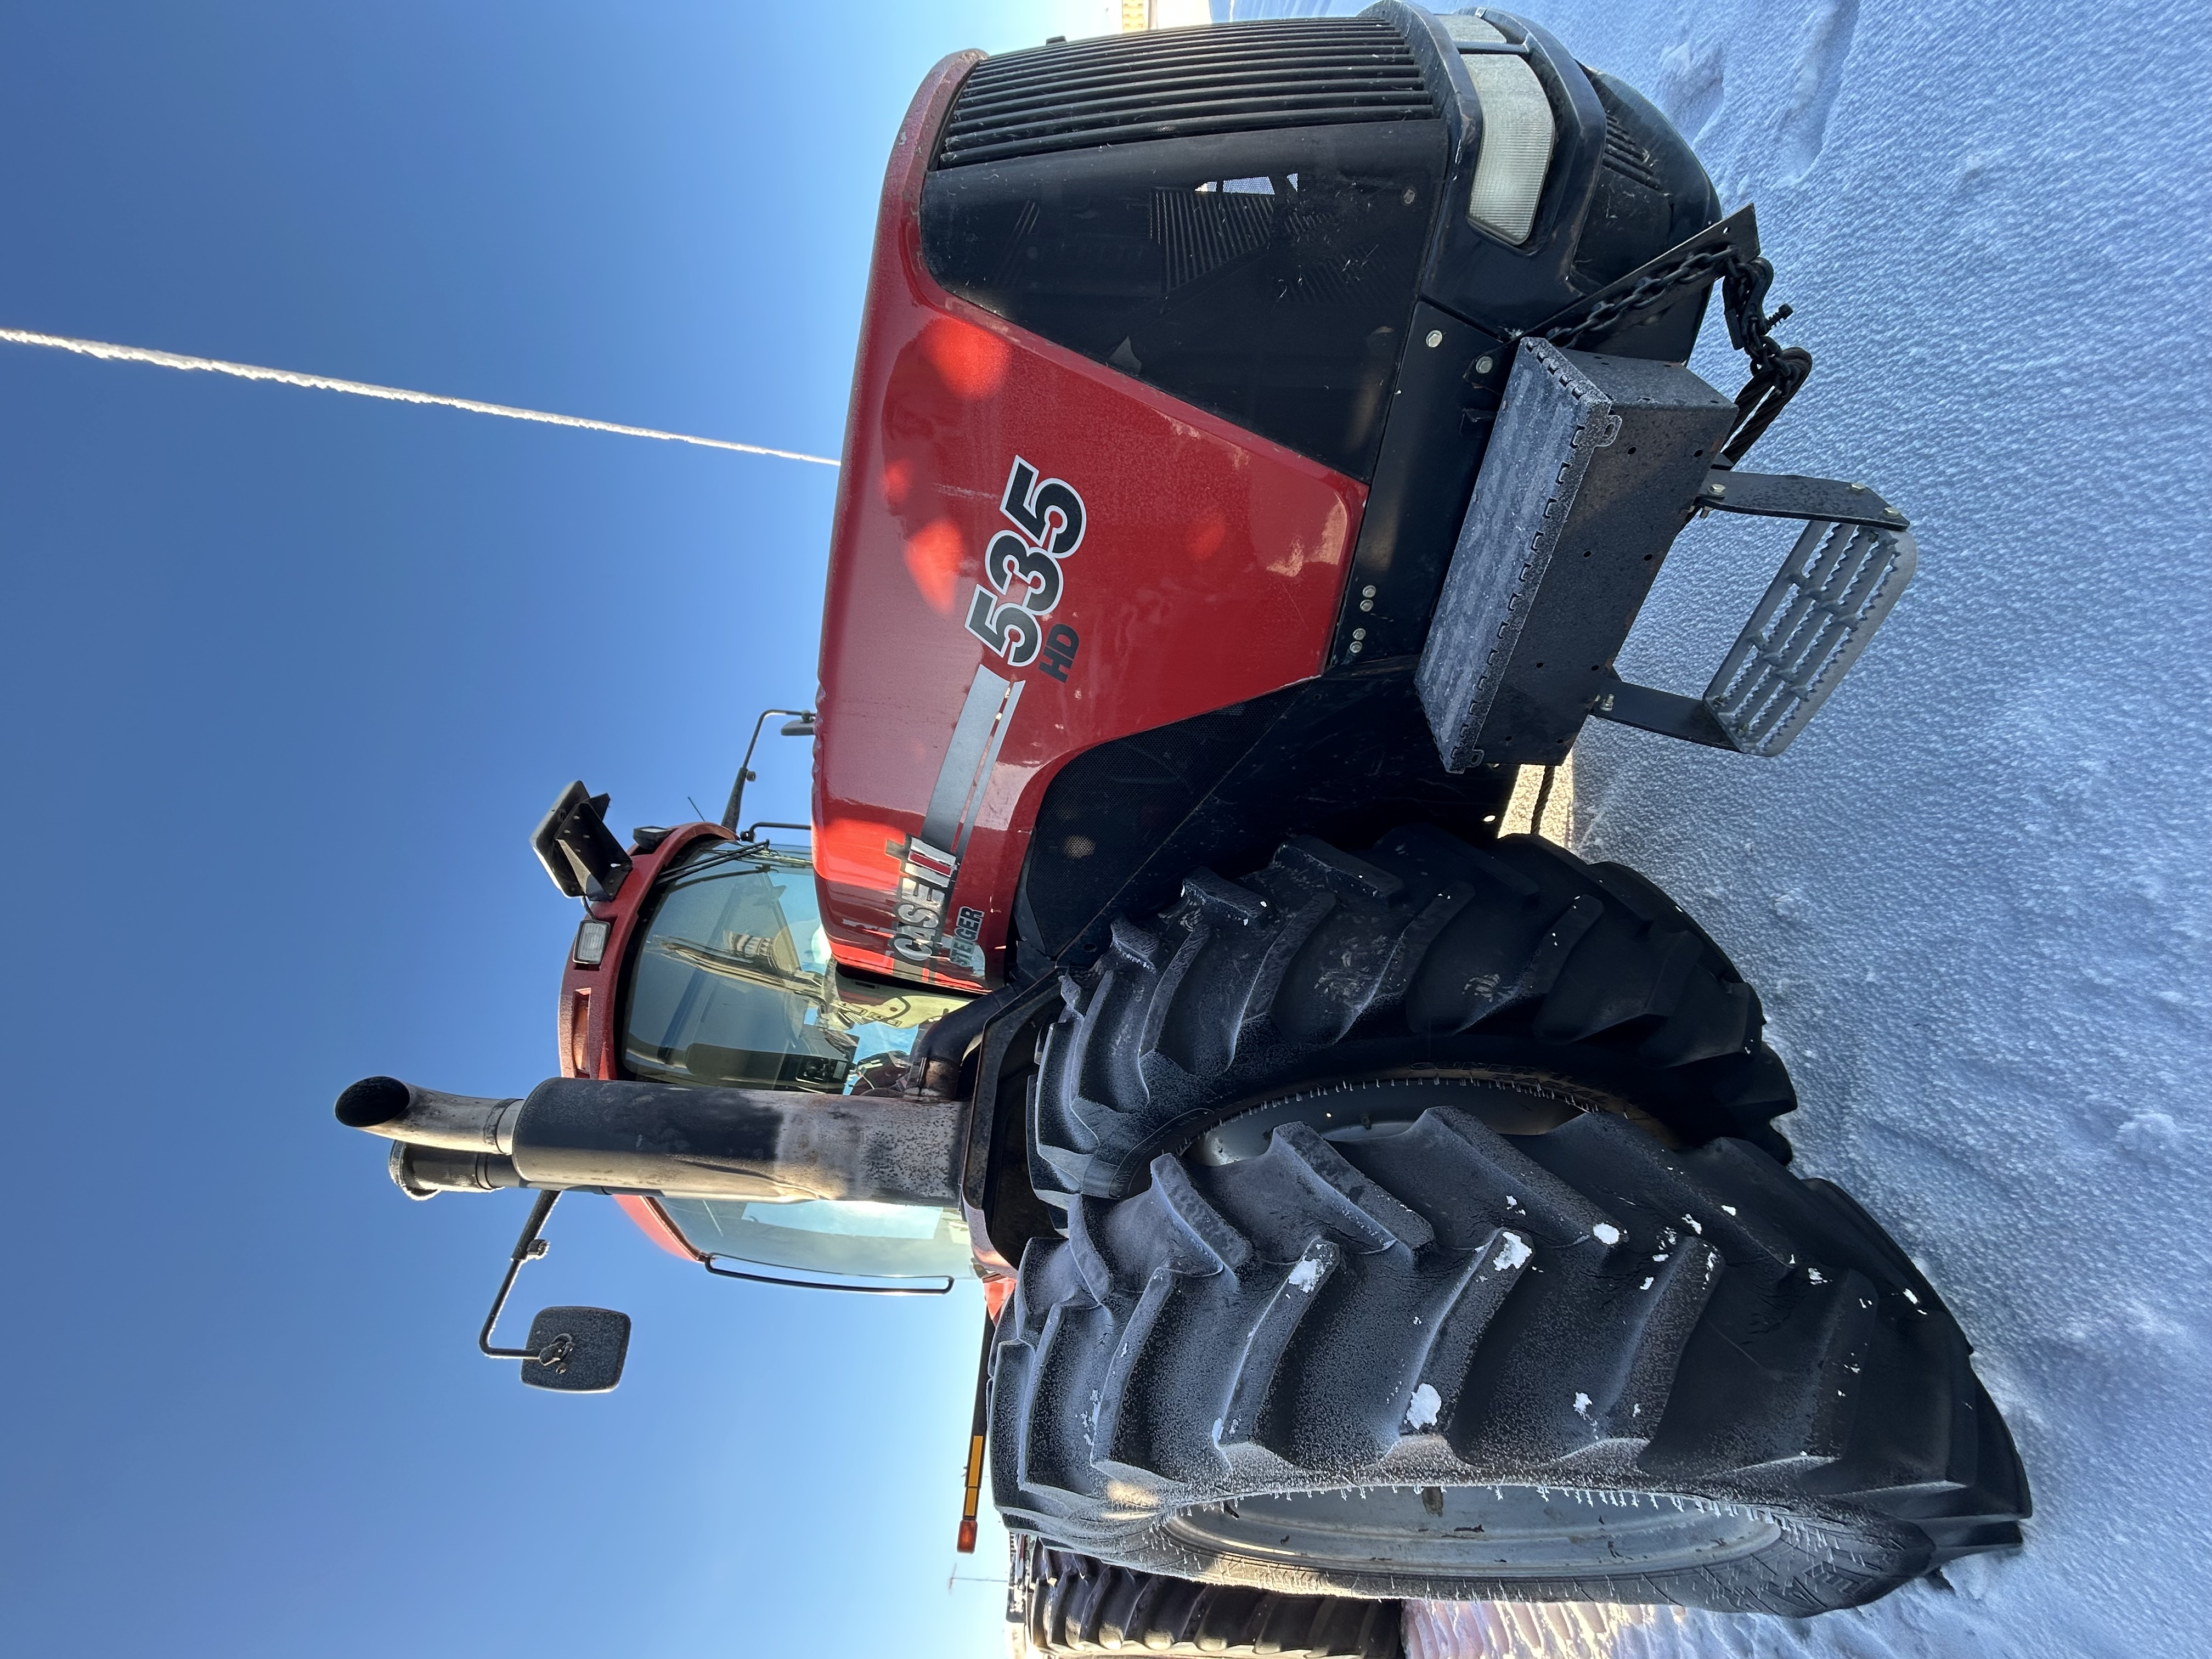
337 10 2026 1647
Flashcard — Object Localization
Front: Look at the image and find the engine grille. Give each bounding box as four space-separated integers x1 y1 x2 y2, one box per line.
1601 112 1663 190
936 20 1436 169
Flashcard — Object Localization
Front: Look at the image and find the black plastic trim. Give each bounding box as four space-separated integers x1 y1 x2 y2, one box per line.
1014 666 1515 972
1329 301 1506 667
960 976 1066 1273
1321 8 1725 674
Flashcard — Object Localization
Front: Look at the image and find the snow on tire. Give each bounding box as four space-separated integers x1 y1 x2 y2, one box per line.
1012 1537 1402 1658
991 1101 2028 1617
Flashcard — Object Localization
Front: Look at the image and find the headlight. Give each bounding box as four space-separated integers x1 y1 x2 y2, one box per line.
1451 19 1558 246
572 918 611 967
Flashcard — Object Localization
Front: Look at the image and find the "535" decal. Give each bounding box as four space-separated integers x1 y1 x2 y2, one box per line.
966 456 1083 682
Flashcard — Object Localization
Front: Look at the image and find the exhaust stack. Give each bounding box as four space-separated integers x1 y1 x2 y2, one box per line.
336 1075 963 1207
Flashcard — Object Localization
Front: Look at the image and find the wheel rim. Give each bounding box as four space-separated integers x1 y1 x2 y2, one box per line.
1165 1485 1784 1577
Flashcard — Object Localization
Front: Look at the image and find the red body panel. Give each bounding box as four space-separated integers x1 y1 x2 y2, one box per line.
557 821 736 1084
812 52 1367 989
615 1194 703 1262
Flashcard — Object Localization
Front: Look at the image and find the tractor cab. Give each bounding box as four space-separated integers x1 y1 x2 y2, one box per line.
527 764 977 1293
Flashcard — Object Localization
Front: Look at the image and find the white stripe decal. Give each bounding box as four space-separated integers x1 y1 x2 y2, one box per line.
921 665 1014 854
954 677 1022 865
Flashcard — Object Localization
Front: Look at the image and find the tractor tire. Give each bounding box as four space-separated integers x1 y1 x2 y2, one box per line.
991 1100 2028 1616
1013 1538 1402 1658
1029 828 1796 1216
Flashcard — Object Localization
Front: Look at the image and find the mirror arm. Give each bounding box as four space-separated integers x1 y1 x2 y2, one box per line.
478 1189 563 1359
719 708 815 834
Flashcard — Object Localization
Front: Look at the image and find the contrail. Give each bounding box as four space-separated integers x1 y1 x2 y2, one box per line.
0 326 840 467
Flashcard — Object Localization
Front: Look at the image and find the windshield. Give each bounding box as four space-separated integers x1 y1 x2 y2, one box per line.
621 840 965 1092
619 839 977 1284
658 1196 973 1282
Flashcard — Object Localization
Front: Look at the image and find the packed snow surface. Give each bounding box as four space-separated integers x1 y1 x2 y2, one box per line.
1232 0 2212 1652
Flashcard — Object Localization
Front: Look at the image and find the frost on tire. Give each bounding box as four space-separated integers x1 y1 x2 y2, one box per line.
992 1104 2028 1617
1012 1538 1402 1658
1029 827 1797 1214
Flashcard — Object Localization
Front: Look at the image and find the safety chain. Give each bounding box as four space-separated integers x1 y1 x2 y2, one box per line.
1539 244 1737 352
1537 243 1814 465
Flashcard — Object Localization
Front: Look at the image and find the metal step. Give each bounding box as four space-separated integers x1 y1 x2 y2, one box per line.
1414 335 1917 768
1703 517 1917 755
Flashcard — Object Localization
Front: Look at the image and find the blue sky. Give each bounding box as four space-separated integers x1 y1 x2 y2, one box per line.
0 4 1108 1654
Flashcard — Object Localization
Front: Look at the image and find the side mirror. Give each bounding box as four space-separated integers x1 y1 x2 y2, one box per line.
477 1193 633 1395
517 1306 631 1394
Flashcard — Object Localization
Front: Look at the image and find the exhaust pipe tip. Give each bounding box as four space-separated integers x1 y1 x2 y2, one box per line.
388 1139 525 1198
335 1076 523 1152
336 1075 413 1130
390 1139 438 1199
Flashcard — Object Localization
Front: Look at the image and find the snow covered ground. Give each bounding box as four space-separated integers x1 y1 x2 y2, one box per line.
1350 0 2212 1652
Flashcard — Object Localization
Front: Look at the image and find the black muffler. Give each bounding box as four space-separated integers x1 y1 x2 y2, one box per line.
336 1074 963 1207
